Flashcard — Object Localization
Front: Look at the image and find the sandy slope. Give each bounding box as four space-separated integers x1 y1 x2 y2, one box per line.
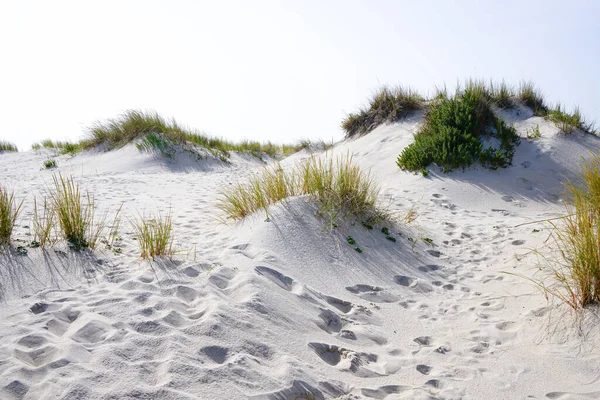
1 107 600 399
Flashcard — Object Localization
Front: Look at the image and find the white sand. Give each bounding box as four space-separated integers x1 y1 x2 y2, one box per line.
1 107 600 399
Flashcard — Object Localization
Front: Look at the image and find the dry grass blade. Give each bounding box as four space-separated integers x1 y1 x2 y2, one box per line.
33 196 56 247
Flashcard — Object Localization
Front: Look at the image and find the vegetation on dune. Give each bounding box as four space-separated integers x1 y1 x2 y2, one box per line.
342 86 425 137
50 174 116 251
30 110 323 159
0 186 23 246
511 153 600 310
0 141 18 153
84 110 316 159
396 80 520 172
343 79 596 140
131 211 174 260
219 153 387 224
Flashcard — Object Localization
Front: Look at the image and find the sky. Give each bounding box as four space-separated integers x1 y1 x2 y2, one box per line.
1 0 599 151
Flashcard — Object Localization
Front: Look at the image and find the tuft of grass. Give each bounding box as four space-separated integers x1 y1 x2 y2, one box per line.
0 141 18 152
547 104 595 134
517 81 548 116
397 81 520 172
489 80 515 109
526 124 542 139
342 86 425 137
44 159 57 169
136 132 176 157
522 153 600 310
50 174 112 251
0 186 23 246
131 211 174 260
219 153 386 224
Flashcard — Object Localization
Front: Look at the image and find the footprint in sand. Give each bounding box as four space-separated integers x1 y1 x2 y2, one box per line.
345 284 399 303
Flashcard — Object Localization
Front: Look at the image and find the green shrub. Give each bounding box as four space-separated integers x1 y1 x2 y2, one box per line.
0 141 18 152
0 186 23 246
397 85 520 172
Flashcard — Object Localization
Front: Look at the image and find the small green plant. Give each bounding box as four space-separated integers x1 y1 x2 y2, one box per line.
532 228 540 233
131 211 175 260
381 227 390 235
385 236 396 242
44 159 57 169
0 186 23 246
15 246 28 255
526 125 542 139
0 141 18 152
420 168 429 177
422 237 434 245
362 222 373 230
355 247 363 253
347 236 356 245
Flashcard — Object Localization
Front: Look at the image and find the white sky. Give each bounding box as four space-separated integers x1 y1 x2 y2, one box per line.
1 0 599 150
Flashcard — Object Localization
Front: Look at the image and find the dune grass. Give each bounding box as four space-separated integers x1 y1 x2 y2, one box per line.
219 153 386 224
43 159 57 169
396 80 520 172
131 211 174 260
84 110 304 159
50 174 113 251
32 139 84 155
519 153 600 310
342 86 425 137
0 141 18 153
0 186 23 246
344 80 596 140
547 104 595 134
517 81 548 116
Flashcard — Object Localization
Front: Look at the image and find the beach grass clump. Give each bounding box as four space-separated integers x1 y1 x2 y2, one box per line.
342 86 425 137
531 153 600 310
219 154 385 224
489 81 515 109
85 109 307 159
43 159 57 169
517 81 548 116
31 140 82 155
547 104 595 134
0 141 18 153
0 186 23 246
397 82 520 172
131 211 174 260
50 174 110 251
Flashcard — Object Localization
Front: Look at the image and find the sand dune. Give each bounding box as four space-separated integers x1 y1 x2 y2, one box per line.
1 109 600 399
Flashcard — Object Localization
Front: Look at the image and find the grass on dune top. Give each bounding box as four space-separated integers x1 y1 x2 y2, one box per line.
0 141 18 153
342 80 596 138
29 110 325 159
